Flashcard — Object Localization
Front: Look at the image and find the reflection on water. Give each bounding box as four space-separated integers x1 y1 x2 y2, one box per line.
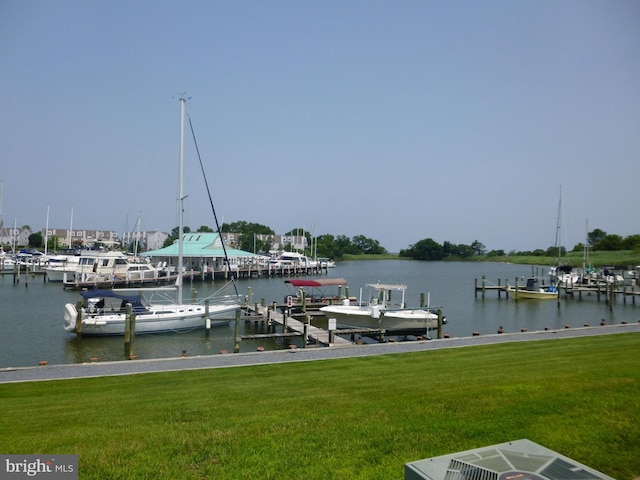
1 260 637 368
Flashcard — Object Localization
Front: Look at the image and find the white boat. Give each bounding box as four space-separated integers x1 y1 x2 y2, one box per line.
63 97 241 335
507 277 559 300
549 265 579 286
47 250 160 285
63 287 239 335
319 283 443 334
0 251 17 272
43 254 80 282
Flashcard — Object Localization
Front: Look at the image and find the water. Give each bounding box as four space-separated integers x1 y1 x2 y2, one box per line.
1 260 638 368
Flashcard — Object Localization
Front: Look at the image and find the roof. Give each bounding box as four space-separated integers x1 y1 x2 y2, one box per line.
285 278 348 288
142 232 258 258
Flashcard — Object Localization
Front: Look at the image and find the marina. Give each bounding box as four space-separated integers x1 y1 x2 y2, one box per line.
1 259 639 369
475 274 640 306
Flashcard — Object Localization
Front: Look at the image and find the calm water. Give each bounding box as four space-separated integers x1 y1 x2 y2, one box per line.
1 260 638 368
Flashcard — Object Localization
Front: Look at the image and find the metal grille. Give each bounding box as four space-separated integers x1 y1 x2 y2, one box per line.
541 458 606 480
444 459 498 480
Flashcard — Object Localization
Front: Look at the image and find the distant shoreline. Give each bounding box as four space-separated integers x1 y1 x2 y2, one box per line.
342 251 640 268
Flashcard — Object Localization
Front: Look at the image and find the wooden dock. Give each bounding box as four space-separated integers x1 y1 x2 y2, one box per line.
475 275 639 307
242 303 352 346
61 270 202 290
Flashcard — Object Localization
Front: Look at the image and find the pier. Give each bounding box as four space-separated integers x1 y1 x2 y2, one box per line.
475 275 639 307
242 302 352 346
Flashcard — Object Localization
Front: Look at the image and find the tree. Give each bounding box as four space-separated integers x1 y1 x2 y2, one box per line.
352 235 387 255
222 221 275 252
163 226 192 248
623 235 640 250
196 225 214 232
470 240 486 256
28 232 43 248
401 238 445 260
587 229 607 246
47 235 59 251
594 234 624 251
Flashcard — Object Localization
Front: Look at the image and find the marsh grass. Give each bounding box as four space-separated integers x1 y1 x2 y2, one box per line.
1 334 639 479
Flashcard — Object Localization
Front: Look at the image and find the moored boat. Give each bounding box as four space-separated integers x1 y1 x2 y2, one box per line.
319 283 444 334
63 288 239 335
283 278 356 309
63 96 242 335
507 277 558 300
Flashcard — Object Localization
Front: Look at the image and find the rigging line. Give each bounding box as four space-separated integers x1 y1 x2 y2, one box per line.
186 110 239 297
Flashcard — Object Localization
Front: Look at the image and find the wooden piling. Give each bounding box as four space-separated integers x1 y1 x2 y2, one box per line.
75 301 83 335
124 303 136 358
234 308 241 353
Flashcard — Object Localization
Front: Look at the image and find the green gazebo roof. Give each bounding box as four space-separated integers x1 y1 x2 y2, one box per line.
143 232 258 258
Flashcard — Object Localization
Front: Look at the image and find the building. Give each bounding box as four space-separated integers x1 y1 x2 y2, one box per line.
219 232 308 253
43 228 120 249
121 230 169 251
143 232 261 277
0 227 31 251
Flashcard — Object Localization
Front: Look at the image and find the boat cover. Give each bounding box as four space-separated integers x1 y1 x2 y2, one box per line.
80 289 148 312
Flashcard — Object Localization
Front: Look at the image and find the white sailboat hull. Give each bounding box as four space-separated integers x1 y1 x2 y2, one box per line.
64 302 239 335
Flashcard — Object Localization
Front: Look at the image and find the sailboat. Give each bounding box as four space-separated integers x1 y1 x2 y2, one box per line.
63 97 241 335
548 186 579 287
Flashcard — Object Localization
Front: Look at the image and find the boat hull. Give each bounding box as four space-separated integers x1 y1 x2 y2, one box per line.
507 288 558 300
319 305 440 332
64 303 239 335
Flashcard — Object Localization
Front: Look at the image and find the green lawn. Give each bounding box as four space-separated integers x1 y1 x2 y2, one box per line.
1 334 638 479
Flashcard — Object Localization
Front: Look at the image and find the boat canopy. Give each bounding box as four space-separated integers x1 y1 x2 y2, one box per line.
285 278 348 288
80 289 148 312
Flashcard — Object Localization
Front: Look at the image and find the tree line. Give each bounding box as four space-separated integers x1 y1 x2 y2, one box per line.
22 222 636 262
399 229 640 261
162 223 639 261
162 221 388 258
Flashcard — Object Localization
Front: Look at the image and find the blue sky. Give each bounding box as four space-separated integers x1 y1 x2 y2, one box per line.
1 0 638 253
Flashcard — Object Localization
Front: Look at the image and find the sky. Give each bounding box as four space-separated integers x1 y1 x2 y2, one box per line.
1 0 639 253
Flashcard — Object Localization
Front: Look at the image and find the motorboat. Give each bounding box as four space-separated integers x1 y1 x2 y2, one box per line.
507 277 559 300
549 265 579 286
0 251 17 272
319 283 443 334
67 251 154 284
283 278 356 309
43 254 80 282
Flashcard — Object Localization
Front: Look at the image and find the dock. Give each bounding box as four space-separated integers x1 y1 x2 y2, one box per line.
475 275 639 307
242 303 352 346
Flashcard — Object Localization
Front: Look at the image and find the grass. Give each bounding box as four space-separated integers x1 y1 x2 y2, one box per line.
343 250 640 267
1 334 639 479
492 250 640 268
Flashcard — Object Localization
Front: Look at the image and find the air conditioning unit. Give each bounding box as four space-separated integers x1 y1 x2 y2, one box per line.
405 439 614 480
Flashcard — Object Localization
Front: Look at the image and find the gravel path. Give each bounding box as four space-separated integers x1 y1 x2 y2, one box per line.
2 323 638 384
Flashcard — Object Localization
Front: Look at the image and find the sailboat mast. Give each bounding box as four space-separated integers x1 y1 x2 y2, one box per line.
178 97 186 305
555 186 562 266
